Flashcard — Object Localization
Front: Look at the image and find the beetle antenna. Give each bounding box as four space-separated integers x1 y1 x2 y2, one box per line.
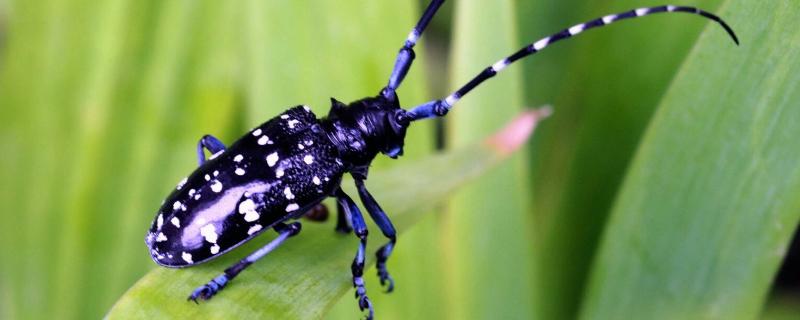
383 0 446 99
406 5 739 121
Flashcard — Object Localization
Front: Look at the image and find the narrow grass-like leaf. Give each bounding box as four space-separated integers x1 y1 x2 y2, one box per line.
515 1 723 318
581 1 800 318
441 0 535 319
106 110 549 319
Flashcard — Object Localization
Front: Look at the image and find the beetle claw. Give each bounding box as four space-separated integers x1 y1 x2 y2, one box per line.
378 272 395 293
357 295 374 320
188 285 215 302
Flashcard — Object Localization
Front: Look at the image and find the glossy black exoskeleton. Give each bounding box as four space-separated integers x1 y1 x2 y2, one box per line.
145 1 737 318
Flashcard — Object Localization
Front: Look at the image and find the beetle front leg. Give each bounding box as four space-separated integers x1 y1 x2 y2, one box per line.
196 134 226 166
336 189 374 320
354 179 397 292
187 222 301 302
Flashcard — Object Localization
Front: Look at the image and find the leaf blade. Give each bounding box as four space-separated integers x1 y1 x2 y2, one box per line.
581 1 800 318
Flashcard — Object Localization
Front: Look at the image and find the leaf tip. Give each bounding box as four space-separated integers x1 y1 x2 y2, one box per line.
484 106 552 156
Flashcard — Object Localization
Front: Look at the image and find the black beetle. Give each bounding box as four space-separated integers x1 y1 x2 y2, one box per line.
145 1 737 318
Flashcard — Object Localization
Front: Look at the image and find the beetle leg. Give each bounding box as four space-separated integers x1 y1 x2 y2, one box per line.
187 222 301 303
336 188 374 320
354 179 397 293
335 198 353 234
196 134 226 166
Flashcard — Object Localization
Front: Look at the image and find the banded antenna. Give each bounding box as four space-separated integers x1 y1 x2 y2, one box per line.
405 5 739 121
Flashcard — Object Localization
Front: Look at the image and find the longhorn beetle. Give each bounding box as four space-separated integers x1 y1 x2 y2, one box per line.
145 1 738 318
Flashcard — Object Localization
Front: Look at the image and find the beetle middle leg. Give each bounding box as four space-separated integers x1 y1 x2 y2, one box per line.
196 134 226 166
187 221 302 302
336 188 374 320
354 178 397 292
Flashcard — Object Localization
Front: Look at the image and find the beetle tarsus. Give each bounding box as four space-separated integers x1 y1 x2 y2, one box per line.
357 293 374 320
378 268 395 293
187 274 229 302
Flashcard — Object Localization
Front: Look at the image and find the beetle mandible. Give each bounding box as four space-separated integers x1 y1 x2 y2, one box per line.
145 1 738 318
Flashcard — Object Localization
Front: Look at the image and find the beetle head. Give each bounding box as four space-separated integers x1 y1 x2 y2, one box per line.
325 93 409 164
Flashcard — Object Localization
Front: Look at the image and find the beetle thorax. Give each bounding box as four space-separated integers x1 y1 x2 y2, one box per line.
321 94 409 168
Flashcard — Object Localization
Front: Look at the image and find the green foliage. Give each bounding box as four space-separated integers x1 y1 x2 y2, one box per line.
1 0 799 319
582 1 800 318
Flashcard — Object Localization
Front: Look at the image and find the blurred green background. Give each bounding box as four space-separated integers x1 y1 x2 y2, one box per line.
1 0 799 319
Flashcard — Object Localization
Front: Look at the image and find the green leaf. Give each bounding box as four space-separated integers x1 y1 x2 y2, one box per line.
515 1 724 318
105 111 549 319
437 0 536 319
580 1 800 319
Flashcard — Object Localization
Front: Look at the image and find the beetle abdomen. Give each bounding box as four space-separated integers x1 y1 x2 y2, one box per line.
146 106 345 267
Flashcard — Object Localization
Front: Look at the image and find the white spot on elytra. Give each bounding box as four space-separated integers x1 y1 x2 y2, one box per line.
194 194 201 200
324 177 330 182
275 168 284 178
303 155 314 164
235 168 246 176
635 8 648 16
298 143 304 150
266 152 279 167
210 180 223 193
173 201 182 211
176 177 187 190
287 119 300 128
602 15 615 24
286 203 299 212
182 252 193 264
305 140 313 146
284 187 295 199
258 135 271 145
239 199 254 213
280 114 289 119
204 174 211 181
248 225 263 235
188 189 196 197
312 176 321 185
239 199 260 222
157 214 163 229
252 128 262 136
171 217 180 228
234 154 243 162
200 224 218 244
210 244 220 254
213 170 219 177
302 105 311 112
244 211 259 222
156 232 167 242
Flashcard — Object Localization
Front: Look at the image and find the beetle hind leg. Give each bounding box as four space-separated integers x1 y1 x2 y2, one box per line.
187 222 302 303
